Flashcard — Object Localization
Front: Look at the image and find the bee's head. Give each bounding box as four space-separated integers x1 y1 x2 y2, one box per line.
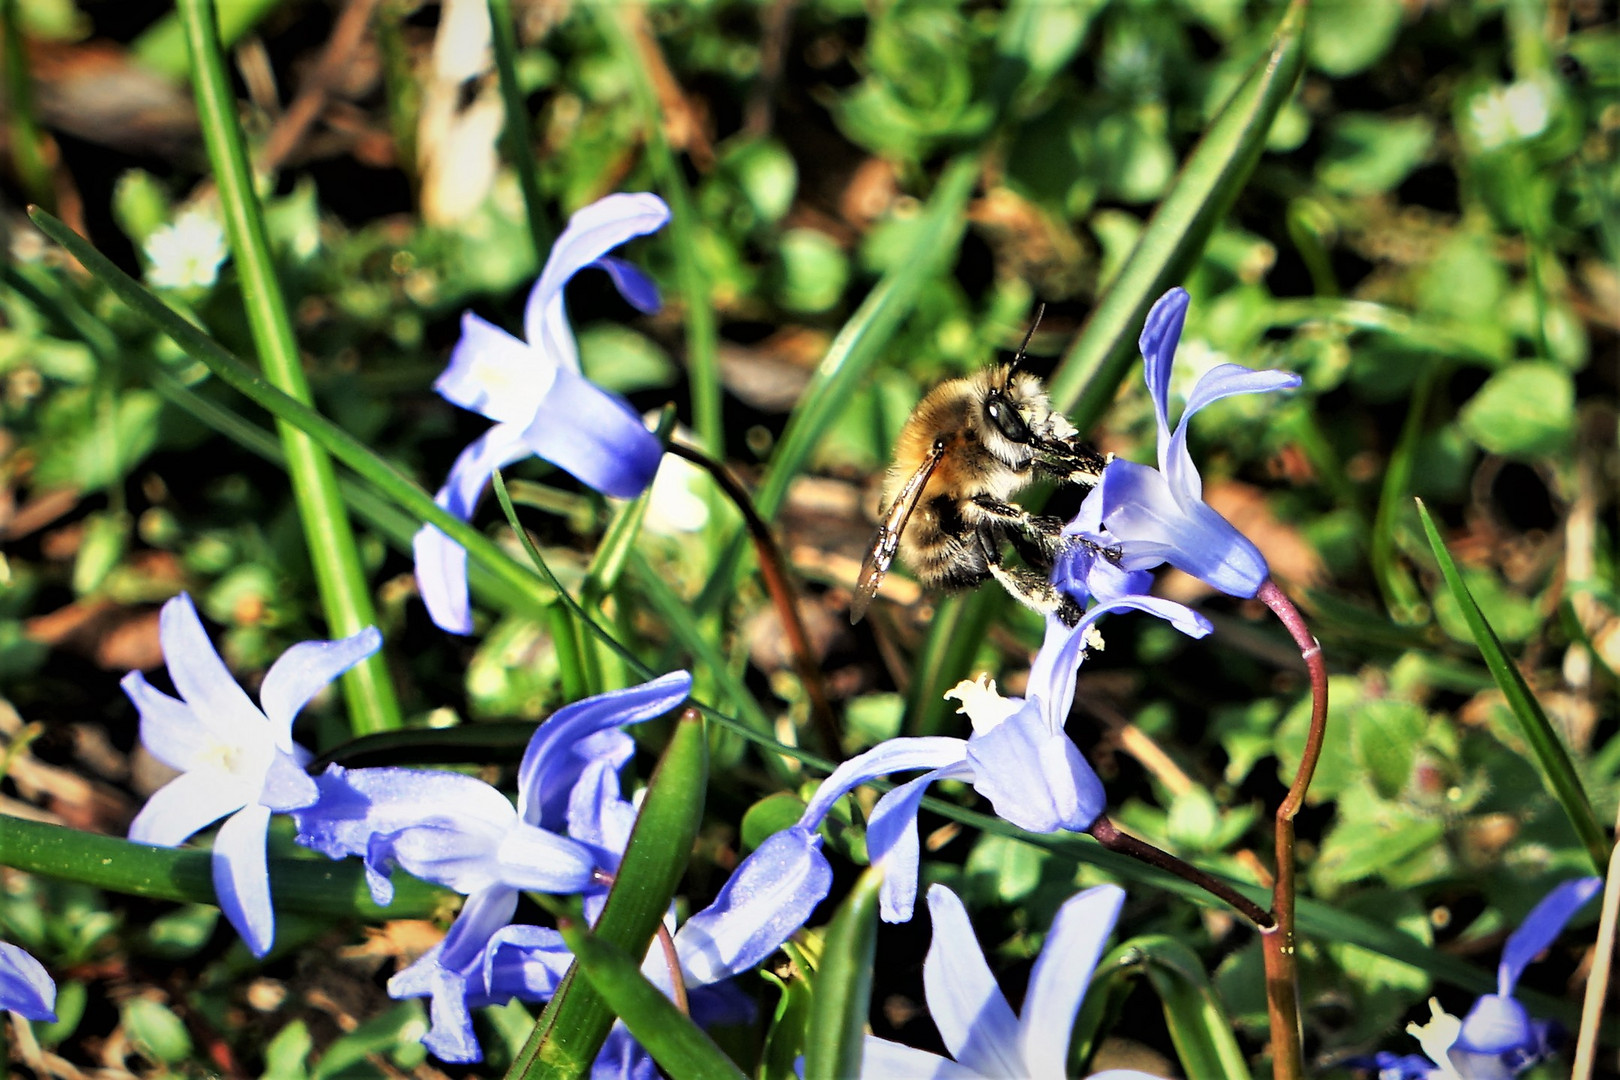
982 304 1063 457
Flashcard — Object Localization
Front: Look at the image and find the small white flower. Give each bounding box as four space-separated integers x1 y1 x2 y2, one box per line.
144 208 229 290
944 674 1020 735
1468 81 1550 149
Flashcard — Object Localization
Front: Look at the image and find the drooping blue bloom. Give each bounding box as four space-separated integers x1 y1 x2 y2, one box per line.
0 941 57 1022
1450 875 1603 1076
414 192 671 634
122 593 381 957
674 597 1211 987
292 671 696 1064
1347 877 1602 1080
1059 287 1301 601
859 884 1161 1079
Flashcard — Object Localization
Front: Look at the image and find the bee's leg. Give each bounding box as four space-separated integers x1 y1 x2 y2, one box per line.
969 496 1066 566
1032 437 1109 489
972 523 1083 626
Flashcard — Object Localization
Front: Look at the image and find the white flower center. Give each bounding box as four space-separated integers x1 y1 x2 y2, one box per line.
944 675 1022 736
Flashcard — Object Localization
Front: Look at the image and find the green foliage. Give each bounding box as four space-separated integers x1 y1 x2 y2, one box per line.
2 0 1615 1074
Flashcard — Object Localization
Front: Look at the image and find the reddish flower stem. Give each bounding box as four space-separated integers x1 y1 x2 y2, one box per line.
654 921 690 1017
1256 578 1328 1080
1088 814 1274 929
667 440 839 753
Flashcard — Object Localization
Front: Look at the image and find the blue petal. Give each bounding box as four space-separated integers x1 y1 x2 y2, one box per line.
0 941 57 1022
517 671 692 829
156 593 267 737
1099 459 1269 598
477 924 572 1005
293 764 559 899
494 822 601 893
257 749 320 813
867 762 973 923
566 758 637 874
389 886 521 1062
1139 287 1189 452
524 193 671 359
1164 362 1301 500
212 803 275 957
674 826 833 987
435 311 552 425
121 670 209 773
964 709 1105 834
258 627 383 739
517 364 662 499
1454 993 1534 1056
412 422 533 635
129 768 249 846
593 256 662 314
1019 884 1125 1076
800 736 975 830
1496 876 1601 998
592 1025 659 1080
921 886 1022 1076
859 1036 978 1079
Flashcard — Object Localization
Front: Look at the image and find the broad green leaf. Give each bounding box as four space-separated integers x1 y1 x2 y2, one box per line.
804 867 884 1080
1458 361 1575 457
1353 700 1429 800
512 711 709 1079
122 998 193 1065
1306 0 1402 76
1416 500 1608 874
1317 113 1435 195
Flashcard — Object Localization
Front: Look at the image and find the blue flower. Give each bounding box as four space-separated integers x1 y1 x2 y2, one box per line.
1060 287 1301 600
674 597 1211 987
1451 875 1602 1075
0 941 57 1022
414 192 672 634
859 884 1161 1079
122 593 381 957
293 671 695 1063
1349 877 1602 1079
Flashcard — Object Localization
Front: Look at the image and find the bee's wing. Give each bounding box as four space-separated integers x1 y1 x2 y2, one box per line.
850 443 945 625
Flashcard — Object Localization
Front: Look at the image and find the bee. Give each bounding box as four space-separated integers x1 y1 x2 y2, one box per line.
850 309 1110 626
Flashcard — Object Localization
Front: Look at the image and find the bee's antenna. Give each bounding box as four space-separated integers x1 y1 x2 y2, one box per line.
1003 302 1046 387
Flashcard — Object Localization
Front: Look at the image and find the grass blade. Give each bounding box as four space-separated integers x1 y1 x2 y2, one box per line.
1415 498 1609 874
178 0 400 734
1047 0 1307 429
510 709 709 1079
487 0 552 258
553 922 747 1080
802 867 883 1080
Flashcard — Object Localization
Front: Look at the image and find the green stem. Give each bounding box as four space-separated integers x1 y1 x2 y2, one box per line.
1 0 54 209
487 0 552 257
2 815 447 920
595 5 721 457
177 0 400 734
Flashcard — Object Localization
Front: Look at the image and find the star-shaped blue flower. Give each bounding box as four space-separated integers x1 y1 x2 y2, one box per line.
1060 286 1301 601
859 884 1161 1079
674 596 1210 987
0 941 57 1022
414 192 671 634
122 593 381 957
292 671 696 1063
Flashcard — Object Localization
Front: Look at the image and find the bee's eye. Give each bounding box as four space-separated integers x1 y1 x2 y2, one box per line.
985 394 1033 444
